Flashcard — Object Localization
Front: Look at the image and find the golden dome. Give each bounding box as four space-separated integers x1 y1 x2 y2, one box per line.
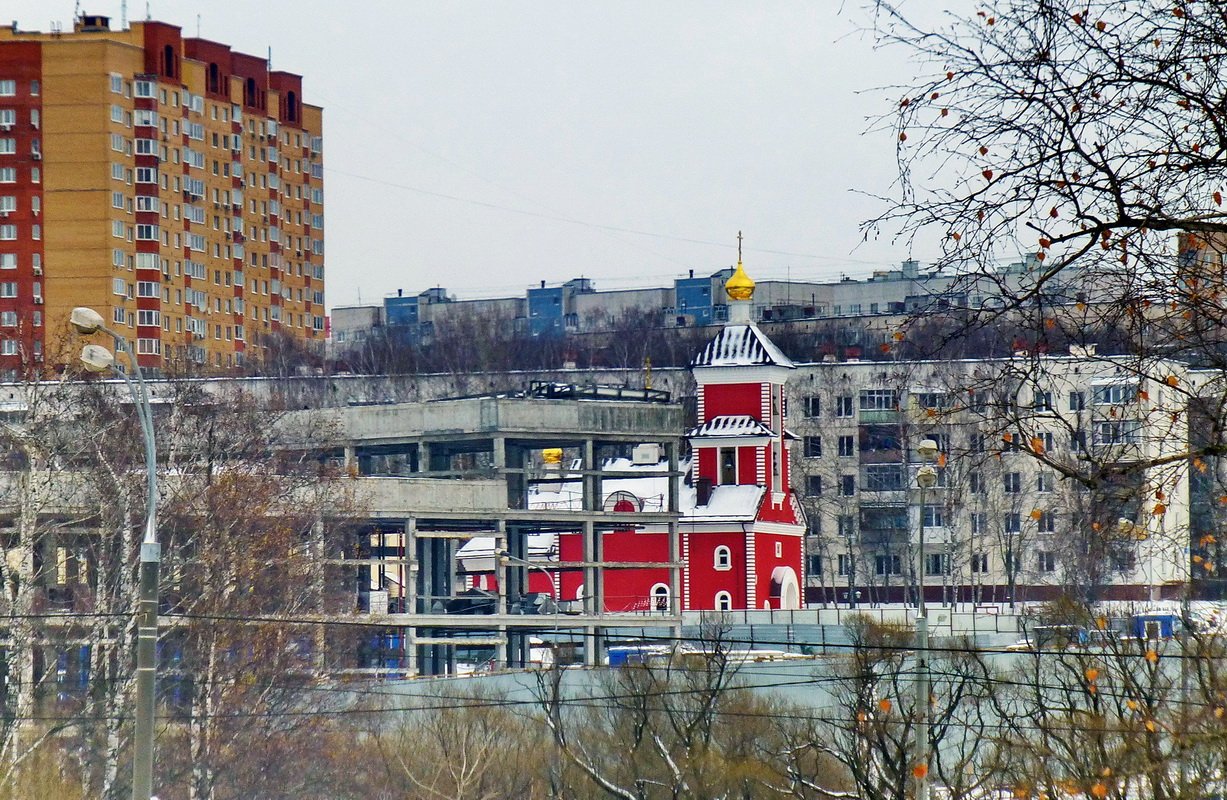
542 447 564 465
725 260 755 302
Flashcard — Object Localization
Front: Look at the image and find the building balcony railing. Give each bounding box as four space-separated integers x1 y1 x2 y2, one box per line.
858 409 900 424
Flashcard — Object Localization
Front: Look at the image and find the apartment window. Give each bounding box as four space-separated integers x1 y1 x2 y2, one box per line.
0 340 16 356
970 513 987 534
136 281 159 298
1037 551 1056 573
135 167 157 183
802 395 821 417
0 254 12 270
1093 384 1136 405
1036 432 1054 453
109 73 123 93
875 554 902 576
835 396 854 417
0 312 14 327
1033 391 1053 411
0 81 14 97
0 110 15 127
0 282 15 298
839 475 855 496
1004 513 1021 534
804 436 822 458
112 307 125 325
1069 391 1086 411
714 546 732 571
136 338 161 355
838 435 855 457
838 515 855 538
1071 430 1087 451
29 167 37 183
29 80 38 96
922 505 944 528
969 473 985 494
805 475 822 495
0 138 12 155
30 224 38 240
915 392 949 410
0 225 14 240
837 554 851 576
970 553 989 573
859 389 898 411
137 310 160 327
1037 472 1053 493
112 278 126 296
135 224 158 241
925 553 950 576
1036 510 1056 533
1004 472 1021 493
1094 420 1140 445
0 168 12 183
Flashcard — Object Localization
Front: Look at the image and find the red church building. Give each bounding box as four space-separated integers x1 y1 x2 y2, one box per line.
459 256 806 611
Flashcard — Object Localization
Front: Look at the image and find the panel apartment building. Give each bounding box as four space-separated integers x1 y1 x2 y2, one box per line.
0 14 325 376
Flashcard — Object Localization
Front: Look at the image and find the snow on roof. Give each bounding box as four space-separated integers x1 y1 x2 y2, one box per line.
490 458 764 525
688 415 773 439
691 323 795 369
457 532 557 562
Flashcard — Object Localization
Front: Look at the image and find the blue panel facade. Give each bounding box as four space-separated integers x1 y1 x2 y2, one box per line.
675 276 715 325
384 296 420 328
527 286 564 336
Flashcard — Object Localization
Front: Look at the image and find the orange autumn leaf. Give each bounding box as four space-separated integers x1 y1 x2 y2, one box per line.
1153 503 1167 516
1039 237 1051 248
1146 650 1159 663
1030 509 1044 521
1002 432 1013 443
1085 667 1099 681
913 763 929 779
983 169 994 181
1031 436 1045 453
1095 20 1107 31
951 231 962 241
893 331 905 341
940 108 949 117
1091 783 1108 798
1166 375 1179 386
879 698 893 713
979 145 989 156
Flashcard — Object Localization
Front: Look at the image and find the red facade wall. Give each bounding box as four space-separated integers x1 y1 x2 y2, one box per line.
686 532 748 609
701 382 762 421
0 42 43 374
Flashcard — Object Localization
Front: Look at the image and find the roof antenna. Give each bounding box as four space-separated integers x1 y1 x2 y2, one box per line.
196 14 201 36
146 2 151 20
120 0 127 28
267 45 272 70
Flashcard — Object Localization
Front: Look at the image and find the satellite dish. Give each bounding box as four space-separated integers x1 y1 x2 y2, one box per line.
603 490 642 513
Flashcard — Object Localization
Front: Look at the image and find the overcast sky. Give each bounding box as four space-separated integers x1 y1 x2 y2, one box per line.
12 1 935 310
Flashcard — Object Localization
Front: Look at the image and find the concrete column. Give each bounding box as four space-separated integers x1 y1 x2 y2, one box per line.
343 445 357 476
416 441 431 473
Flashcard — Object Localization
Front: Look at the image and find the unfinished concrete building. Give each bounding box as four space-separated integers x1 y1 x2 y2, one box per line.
285 384 685 675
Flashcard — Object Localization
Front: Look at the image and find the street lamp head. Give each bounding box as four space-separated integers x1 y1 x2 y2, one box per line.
916 438 940 462
79 343 115 373
916 465 939 489
69 306 106 335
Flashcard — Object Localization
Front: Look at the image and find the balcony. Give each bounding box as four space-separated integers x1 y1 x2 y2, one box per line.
858 409 900 424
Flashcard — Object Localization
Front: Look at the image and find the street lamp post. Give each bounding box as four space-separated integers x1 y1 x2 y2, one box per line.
70 307 160 800
913 438 939 800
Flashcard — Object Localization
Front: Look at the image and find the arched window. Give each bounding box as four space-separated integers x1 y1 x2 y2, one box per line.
286 90 298 123
207 63 220 93
650 583 670 612
713 545 732 571
245 77 257 107
715 591 732 611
